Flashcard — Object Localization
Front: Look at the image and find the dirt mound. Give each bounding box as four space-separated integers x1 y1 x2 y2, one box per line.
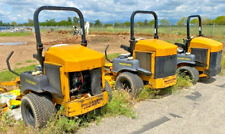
57 30 72 34
43 36 82 46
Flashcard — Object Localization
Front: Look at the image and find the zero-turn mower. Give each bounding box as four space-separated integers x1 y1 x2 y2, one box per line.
175 15 223 83
6 6 112 128
105 11 177 93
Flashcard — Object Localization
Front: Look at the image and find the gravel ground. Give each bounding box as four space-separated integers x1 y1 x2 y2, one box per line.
79 75 225 134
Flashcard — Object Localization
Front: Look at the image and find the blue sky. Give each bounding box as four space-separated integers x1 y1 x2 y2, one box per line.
0 0 224 24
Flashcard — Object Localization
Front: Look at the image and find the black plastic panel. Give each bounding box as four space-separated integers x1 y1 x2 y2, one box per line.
191 48 208 65
135 51 151 72
207 50 222 77
20 71 48 93
44 63 62 94
155 55 177 78
90 68 102 95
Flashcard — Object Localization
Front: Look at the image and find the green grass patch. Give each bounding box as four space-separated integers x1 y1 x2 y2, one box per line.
25 60 36 63
107 53 121 60
15 63 22 66
0 65 36 82
0 32 32 36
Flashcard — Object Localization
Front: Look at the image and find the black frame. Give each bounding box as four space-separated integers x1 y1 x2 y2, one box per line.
130 10 158 55
33 6 87 67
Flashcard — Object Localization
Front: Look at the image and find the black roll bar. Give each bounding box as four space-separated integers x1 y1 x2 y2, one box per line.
187 15 202 39
33 6 87 67
130 11 158 55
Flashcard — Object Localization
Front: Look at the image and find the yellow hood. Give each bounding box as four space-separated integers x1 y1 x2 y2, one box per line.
134 39 177 56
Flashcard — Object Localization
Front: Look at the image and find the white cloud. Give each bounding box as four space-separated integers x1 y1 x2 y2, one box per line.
0 0 224 24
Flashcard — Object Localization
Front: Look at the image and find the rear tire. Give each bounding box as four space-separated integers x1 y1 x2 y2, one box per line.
177 66 199 84
21 93 56 128
115 72 144 94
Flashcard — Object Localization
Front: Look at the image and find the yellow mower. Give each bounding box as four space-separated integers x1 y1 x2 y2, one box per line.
105 11 177 93
175 15 223 83
6 6 112 128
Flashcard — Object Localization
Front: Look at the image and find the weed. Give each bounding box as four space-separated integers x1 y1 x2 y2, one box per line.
220 51 225 75
136 86 160 101
105 90 136 119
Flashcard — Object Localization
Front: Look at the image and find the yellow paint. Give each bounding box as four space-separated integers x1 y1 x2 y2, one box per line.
25 80 36 85
62 91 108 117
105 44 177 89
189 37 223 52
119 63 132 66
199 73 208 78
134 39 177 56
105 63 112 67
45 45 105 72
0 77 20 86
177 57 191 61
105 75 115 87
178 37 224 78
0 88 6 92
42 44 108 116
141 74 177 89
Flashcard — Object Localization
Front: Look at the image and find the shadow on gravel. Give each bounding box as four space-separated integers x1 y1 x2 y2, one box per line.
169 113 183 118
185 91 202 101
217 83 225 88
198 78 216 84
131 116 170 134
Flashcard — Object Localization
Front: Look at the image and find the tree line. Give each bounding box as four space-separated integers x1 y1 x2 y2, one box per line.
0 16 224 26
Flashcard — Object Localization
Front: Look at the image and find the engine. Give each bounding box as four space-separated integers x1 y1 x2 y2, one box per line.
69 71 91 96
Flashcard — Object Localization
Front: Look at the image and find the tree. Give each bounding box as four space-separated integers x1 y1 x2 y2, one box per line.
144 19 148 26
202 17 212 25
67 17 72 22
123 21 130 27
136 21 144 26
213 16 225 25
104 23 113 27
190 18 198 25
89 22 94 26
177 17 187 26
94 20 102 26
58 20 70 26
148 20 155 26
114 22 121 26
11 21 17 26
24 19 34 26
160 19 170 25
73 16 79 25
